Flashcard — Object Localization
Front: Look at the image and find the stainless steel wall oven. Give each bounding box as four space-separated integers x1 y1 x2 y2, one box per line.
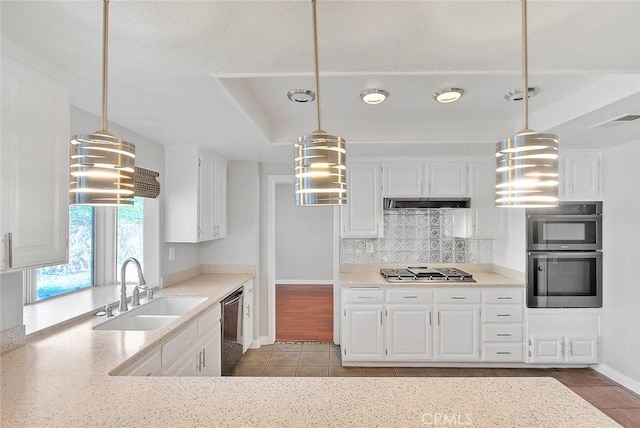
526 202 603 308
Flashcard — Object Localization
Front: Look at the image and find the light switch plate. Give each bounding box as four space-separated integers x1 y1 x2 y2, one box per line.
168 247 175 261
365 241 374 253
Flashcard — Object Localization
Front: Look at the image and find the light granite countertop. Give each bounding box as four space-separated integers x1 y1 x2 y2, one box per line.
340 263 525 288
1 272 617 427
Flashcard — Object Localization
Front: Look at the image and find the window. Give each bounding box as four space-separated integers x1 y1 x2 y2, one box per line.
26 197 146 303
35 205 94 300
117 196 144 282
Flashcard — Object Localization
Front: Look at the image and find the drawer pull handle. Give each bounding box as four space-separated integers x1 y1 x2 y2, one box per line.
357 296 373 299
496 333 512 337
403 296 418 299
497 352 512 355
497 314 512 317
451 297 466 300
497 297 512 300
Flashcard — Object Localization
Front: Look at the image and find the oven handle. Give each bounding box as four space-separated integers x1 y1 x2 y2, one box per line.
530 252 602 259
528 214 601 220
223 295 242 306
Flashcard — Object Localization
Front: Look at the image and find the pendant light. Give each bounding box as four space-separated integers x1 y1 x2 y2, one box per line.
70 0 135 206
495 0 559 208
294 0 347 206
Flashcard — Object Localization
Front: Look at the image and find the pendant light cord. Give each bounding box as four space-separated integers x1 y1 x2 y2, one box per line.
311 0 322 132
102 0 110 132
521 0 529 130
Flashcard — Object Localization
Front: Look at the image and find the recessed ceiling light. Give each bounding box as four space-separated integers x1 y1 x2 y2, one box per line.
287 89 316 103
433 88 465 104
360 89 389 105
504 87 540 101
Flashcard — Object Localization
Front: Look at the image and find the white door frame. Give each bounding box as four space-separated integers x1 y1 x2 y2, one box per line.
266 175 339 344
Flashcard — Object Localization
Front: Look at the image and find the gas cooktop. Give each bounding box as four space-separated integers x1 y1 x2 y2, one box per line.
380 266 476 283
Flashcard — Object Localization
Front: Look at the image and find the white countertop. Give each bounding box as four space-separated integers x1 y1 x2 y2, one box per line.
340 263 524 288
1 272 617 427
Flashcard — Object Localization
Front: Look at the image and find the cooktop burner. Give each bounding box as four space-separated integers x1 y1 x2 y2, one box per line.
380 266 475 283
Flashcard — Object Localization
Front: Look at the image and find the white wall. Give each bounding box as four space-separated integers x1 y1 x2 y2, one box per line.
201 161 260 266
275 182 333 282
0 272 23 331
493 208 527 273
600 140 640 391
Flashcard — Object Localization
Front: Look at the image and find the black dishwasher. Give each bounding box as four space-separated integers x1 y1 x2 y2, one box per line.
221 287 244 376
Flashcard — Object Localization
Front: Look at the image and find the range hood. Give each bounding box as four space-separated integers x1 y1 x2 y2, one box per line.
383 197 471 209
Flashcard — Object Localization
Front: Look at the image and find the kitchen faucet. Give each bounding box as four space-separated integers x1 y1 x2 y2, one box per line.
118 257 146 312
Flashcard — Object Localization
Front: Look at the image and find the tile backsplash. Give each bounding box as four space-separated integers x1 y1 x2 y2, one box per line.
341 208 493 264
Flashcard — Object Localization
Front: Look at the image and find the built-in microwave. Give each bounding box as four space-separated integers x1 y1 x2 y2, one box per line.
527 202 602 251
527 251 602 308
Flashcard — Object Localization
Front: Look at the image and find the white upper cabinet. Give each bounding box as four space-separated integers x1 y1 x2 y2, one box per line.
560 151 601 200
1 54 70 272
382 161 468 197
165 147 227 243
455 161 507 239
341 162 382 238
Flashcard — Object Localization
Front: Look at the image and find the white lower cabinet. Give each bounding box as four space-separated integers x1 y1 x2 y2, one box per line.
386 305 432 360
343 305 385 362
434 305 480 361
341 287 530 365
242 279 254 353
527 309 600 364
529 335 598 364
481 288 525 362
125 304 222 377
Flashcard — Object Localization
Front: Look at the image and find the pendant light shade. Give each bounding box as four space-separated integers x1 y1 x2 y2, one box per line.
294 0 347 206
495 0 559 208
70 0 136 206
295 131 347 205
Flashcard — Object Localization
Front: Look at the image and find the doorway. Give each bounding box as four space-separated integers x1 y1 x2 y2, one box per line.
268 177 335 342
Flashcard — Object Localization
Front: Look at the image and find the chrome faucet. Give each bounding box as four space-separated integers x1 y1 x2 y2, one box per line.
119 257 146 312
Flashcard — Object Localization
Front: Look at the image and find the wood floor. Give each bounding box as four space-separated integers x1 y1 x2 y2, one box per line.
275 285 333 342
233 343 640 428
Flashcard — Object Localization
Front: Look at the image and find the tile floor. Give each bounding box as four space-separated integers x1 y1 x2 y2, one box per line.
232 343 640 428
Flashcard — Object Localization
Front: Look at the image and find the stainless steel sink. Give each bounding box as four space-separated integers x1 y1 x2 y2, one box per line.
93 296 208 331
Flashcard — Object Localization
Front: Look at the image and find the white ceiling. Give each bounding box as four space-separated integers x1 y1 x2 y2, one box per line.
2 0 640 162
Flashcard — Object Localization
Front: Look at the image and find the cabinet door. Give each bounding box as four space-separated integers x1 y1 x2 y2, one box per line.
561 153 601 200
341 162 382 238
213 157 227 239
565 335 598 364
1 55 69 271
198 329 222 377
467 162 507 238
163 346 199 376
122 348 162 376
426 162 468 196
198 150 216 242
342 306 385 361
382 162 423 196
386 305 432 361
529 336 564 364
243 284 253 353
434 305 480 361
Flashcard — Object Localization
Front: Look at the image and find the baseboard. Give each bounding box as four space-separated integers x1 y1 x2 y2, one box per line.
275 280 333 285
595 363 640 395
258 335 274 346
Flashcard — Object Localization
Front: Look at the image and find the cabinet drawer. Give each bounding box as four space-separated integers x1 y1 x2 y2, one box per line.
162 322 198 367
482 324 523 342
344 288 384 303
483 343 524 362
434 289 481 304
387 289 433 303
483 289 523 304
197 305 221 336
482 305 523 323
